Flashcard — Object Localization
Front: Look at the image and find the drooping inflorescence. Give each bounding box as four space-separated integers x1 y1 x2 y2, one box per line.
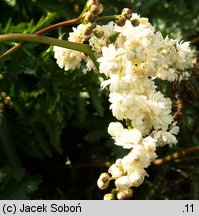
53 8 193 199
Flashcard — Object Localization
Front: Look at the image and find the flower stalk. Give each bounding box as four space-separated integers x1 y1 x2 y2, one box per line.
0 33 99 69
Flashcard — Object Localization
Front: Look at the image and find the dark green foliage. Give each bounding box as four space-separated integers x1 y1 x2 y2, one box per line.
0 0 198 199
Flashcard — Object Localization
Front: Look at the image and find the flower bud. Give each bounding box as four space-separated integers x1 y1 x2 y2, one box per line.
122 8 132 19
98 4 103 14
90 5 98 13
129 169 148 187
4 96 11 105
83 12 95 23
117 189 133 200
97 172 110 190
131 19 140 27
108 163 124 178
108 122 124 137
93 29 104 38
91 22 97 29
87 0 94 8
115 175 131 190
104 193 115 200
0 92 7 99
89 2 103 14
116 16 126 27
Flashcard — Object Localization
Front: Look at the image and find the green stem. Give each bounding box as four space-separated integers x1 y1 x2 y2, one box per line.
0 14 117 60
0 33 99 70
126 119 132 129
79 0 90 18
0 17 82 60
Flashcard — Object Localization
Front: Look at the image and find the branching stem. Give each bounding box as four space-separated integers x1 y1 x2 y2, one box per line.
0 15 117 60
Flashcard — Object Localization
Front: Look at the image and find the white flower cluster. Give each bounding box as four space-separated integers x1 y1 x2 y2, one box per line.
53 12 193 199
96 14 193 199
53 24 87 71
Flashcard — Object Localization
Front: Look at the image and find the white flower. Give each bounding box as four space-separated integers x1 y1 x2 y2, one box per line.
129 169 148 187
122 145 150 171
130 13 141 20
156 67 179 82
147 91 173 130
115 128 142 149
97 45 124 77
175 41 193 70
109 92 124 120
131 113 153 135
153 130 178 147
108 122 124 137
53 46 84 71
115 168 148 189
108 74 132 92
109 91 149 121
68 24 87 43
142 136 157 161
101 74 129 91
122 94 147 120
155 39 193 82
117 189 133 200
108 160 125 178
169 122 179 135
115 175 131 190
85 58 96 71
125 41 147 64
152 123 179 147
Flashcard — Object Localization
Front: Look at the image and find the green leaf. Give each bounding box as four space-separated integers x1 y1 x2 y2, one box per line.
44 119 62 153
0 168 41 199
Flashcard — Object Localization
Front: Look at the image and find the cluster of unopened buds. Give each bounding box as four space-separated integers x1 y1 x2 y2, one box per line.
0 73 14 111
53 3 193 199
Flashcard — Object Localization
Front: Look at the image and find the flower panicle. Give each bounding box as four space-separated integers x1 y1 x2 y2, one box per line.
52 11 193 200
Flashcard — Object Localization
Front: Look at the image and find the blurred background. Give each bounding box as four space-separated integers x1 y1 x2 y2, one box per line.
0 0 198 199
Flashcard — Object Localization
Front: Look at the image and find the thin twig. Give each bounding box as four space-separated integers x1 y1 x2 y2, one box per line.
154 146 199 165
172 82 182 121
191 35 199 45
